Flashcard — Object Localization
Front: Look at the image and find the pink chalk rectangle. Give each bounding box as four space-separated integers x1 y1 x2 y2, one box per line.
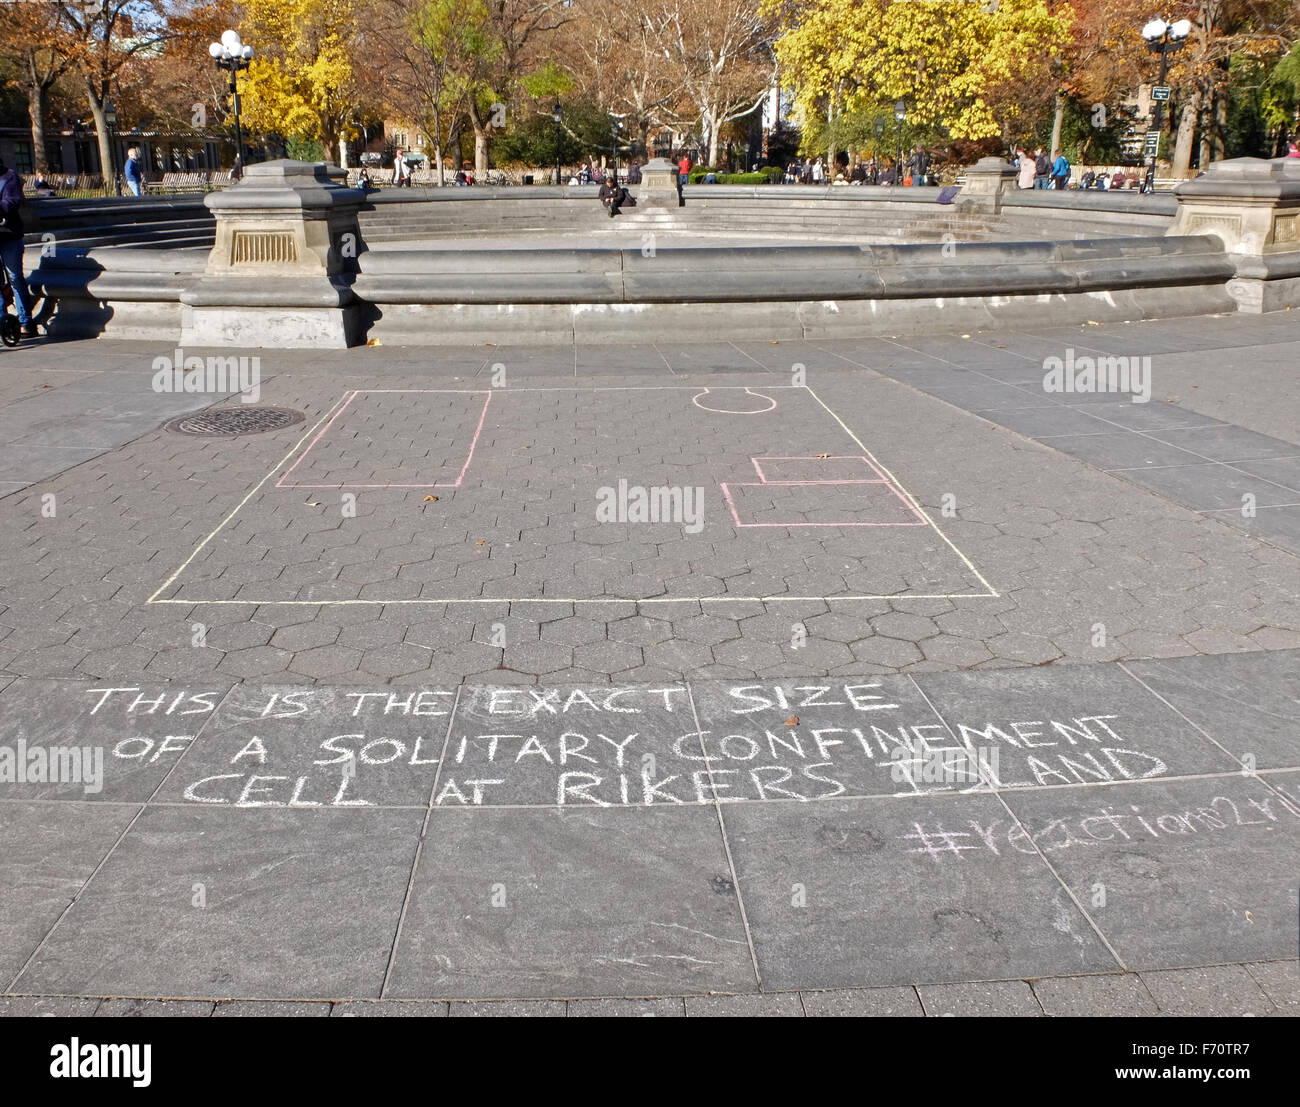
752 455 887 484
277 390 491 489
721 480 927 528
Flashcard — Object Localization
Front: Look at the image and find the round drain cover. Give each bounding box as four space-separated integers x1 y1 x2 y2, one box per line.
165 406 305 437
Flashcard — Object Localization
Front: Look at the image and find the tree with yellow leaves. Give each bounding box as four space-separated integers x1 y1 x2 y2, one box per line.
237 0 376 165
767 0 1074 155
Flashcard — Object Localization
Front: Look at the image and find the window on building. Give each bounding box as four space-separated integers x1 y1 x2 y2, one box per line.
13 142 33 174
45 141 64 172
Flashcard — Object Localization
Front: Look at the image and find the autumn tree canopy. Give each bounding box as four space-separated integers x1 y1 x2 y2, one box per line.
2 0 1297 180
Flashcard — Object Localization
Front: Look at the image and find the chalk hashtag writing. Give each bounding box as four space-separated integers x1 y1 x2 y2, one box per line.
899 821 979 861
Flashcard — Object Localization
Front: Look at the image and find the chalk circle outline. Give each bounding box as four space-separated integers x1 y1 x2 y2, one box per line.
691 388 778 414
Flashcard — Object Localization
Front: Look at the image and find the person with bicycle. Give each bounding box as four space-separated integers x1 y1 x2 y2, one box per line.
0 157 37 339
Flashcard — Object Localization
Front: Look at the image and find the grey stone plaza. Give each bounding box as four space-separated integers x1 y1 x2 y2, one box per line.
1 162 1298 1017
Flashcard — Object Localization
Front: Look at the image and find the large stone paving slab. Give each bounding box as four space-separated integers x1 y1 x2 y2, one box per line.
1123 650 1300 770
911 664 1241 789
0 802 137 987
14 805 423 999
387 806 754 998
1000 776 1300 969
722 793 1117 990
0 680 228 801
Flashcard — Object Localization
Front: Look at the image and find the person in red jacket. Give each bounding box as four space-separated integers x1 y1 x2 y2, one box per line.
677 153 691 187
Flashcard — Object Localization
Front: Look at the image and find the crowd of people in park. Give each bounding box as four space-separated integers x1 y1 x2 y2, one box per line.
1012 145 1155 190
779 145 935 187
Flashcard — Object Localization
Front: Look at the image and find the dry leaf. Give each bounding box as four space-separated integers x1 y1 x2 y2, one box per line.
304 498 320 506
365 337 382 346
817 453 829 459
475 540 486 546
784 715 798 726
424 495 438 502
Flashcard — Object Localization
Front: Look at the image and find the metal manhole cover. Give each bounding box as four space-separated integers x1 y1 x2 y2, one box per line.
165 406 305 437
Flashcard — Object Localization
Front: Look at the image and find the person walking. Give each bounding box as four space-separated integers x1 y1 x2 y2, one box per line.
123 147 144 196
0 157 37 338
906 144 929 187
1016 148 1035 189
393 147 411 187
626 159 642 185
811 157 825 184
677 153 691 187
1051 149 1070 190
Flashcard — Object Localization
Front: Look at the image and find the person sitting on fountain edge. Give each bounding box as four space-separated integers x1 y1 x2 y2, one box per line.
599 172 627 217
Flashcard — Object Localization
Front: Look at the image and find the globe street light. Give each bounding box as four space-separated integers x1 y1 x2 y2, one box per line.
209 30 255 176
1140 16 1191 192
894 100 907 185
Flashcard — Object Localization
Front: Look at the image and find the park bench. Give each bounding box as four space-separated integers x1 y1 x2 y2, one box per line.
142 171 234 194
145 171 209 194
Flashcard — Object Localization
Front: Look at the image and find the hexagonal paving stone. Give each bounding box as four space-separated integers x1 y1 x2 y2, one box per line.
359 644 436 679
270 621 342 652
287 644 365 679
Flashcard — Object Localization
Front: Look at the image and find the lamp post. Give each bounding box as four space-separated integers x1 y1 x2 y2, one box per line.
1140 17 1191 192
209 30 255 175
894 100 907 185
552 100 563 185
608 115 626 179
103 100 118 196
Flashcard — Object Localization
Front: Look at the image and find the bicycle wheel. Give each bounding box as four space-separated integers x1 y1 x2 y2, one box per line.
0 314 20 348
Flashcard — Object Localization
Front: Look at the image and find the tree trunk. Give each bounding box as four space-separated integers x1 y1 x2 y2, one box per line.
1197 90 1212 171
446 120 460 168
466 99 488 174
826 96 836 175
27 82 50 176
1170 91 1199 179
704 111 719 169
85 81 115 194
1049 91 1064 155
321 121 339 166
1212 92 1227 161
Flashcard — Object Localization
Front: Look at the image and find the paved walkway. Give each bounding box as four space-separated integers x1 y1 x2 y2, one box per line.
1 314 1297 1013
